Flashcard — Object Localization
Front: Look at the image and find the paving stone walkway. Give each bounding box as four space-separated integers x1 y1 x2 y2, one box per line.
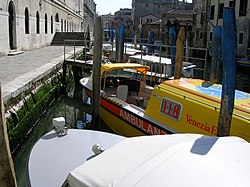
0 45 82 101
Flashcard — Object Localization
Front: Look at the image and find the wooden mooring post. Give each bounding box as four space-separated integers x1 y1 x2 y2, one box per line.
0 85 17 187
116 24 125 62
202 26 222 87
169 26 176 76
217 8 237 137
174 27 185 79
92 16 103 130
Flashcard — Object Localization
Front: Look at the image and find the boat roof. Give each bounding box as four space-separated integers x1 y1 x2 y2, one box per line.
28 129 125 187
66 134 250 187
160 78 250 117
101 63 150 75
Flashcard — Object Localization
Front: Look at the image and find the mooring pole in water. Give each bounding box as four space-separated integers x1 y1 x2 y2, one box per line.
139 28 144 50
202 26 222 87
217 8 237 137
134 32 137 49
169 26 176 76
0 85 17 187
116 24 125 62
147 31 154 55
92 16 103 130
174 27 185 79
62 62 67 90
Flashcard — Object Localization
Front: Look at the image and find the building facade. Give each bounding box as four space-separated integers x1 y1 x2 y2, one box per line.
102 13 115 29
208 0 250 58
132 0 192 30
0 0 96 56
83 0 96 35
193 0 250 58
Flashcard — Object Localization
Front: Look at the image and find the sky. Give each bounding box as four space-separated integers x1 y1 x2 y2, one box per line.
94 0 193 15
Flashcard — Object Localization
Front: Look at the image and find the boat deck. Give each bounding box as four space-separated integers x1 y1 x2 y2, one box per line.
129 54 195 81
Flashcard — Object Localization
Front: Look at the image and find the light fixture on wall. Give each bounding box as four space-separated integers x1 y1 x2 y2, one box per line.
39 0 42 10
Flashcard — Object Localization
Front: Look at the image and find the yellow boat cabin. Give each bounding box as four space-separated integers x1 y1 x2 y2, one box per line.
145 78 250 141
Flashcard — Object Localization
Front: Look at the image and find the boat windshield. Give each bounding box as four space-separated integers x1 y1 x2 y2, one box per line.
105 68 145 80
101 63 150 76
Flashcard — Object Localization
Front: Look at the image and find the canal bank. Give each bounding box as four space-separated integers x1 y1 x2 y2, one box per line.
0 45 83 154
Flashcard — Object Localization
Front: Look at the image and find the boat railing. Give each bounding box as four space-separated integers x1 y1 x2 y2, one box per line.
63 33 209 82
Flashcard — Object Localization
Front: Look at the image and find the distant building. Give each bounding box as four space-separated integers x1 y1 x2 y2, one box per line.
192 0 211 48
83 0 96 35
132 0 192 30
161 9 193 44
115 8 132 24
193 0 250 58
208 0 250 58
0 0 96 56
139 14 161 39
143 19 162 40
102 13 115 29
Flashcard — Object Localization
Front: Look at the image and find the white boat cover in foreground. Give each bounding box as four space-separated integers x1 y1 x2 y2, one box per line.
66 134 250 187
28 129 125 187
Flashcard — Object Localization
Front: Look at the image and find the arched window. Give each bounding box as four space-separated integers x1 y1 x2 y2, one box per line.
45 14 48 34
51 15 53 33
25 7 29 34
55 13 59 22
36 11 40 34
61 19 63 31
64 20 66 32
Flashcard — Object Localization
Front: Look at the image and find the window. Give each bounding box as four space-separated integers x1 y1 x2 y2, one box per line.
229 0 235 8
61 19 63 31
64 20 66 32
218 3 224 19
145 3 148 7
195 30 199 44
51 15 53 33
239 0 247 17
210 32 213 41
36 11 40 34
201 12 205 23
239 33 244 44
210 5 215 20
147 19 152 23
55 13 59 22
24 7 29 34
193 13 197 24
45 14 48 34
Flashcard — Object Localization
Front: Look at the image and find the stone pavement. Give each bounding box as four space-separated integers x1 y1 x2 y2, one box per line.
0 45 83 102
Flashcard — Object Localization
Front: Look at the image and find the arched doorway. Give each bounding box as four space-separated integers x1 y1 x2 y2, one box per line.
8 1 17 50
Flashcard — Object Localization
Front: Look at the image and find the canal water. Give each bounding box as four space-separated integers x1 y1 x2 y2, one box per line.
13 83 112 187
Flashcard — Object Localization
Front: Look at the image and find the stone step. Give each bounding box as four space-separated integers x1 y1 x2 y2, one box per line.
51 32 85 46
8 50 24 56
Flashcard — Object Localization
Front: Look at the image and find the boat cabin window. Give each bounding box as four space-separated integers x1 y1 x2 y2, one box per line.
104 68 145 80
101 68 145 93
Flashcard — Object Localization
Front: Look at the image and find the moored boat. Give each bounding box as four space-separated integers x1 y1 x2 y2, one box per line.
28 118 250 186
65 133 250 187
28 117 125 187
80 63 250 141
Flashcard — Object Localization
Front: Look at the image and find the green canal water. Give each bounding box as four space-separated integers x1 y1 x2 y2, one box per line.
12 84 111 187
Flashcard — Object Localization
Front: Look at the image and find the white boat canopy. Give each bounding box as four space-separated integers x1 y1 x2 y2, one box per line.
65 134 250 187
